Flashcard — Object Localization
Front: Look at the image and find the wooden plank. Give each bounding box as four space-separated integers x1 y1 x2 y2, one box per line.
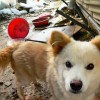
88 5 100 14
76 0 83 4
93 13 100 20
84 0 100 6
28 25 81 42
95 19 100 25
76 0 100 23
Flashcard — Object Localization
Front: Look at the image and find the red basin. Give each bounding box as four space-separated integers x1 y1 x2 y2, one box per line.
32 17 49 27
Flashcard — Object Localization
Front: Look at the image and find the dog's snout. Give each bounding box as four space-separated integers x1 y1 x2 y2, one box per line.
70 80 82 92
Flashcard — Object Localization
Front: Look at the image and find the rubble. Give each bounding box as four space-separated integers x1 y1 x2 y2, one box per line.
4 82 12 87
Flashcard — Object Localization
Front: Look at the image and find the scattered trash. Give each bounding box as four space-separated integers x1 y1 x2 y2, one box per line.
0 8 27 15
0 82 3 85
4 81 12 87
0 0 16 10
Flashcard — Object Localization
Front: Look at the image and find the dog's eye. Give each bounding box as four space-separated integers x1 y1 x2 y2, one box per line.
86 63 94 70
65 61 72 68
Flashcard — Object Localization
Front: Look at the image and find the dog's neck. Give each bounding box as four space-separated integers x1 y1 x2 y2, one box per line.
86 94 95 100
61 92 95 100
54 89 95 100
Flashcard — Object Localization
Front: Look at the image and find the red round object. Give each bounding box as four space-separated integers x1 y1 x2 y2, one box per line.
32 17 49 27
8 18 29 39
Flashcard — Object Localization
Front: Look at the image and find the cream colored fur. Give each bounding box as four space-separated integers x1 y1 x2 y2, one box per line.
47 31 100 100
0 41 48 99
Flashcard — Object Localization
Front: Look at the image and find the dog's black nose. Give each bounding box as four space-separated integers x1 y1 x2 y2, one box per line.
70 80 82 92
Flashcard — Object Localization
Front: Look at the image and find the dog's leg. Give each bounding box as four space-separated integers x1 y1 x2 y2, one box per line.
16 80 25 100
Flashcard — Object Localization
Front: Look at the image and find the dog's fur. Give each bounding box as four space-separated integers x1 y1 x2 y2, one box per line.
0 31 100 100
0 41 48 99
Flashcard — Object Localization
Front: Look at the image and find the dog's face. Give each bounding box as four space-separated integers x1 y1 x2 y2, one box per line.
49 31 100 95
56 41 100 94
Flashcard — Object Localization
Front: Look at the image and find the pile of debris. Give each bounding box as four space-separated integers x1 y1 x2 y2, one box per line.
0 0 46 20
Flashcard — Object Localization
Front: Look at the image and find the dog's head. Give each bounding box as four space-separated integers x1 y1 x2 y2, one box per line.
49 31 100 94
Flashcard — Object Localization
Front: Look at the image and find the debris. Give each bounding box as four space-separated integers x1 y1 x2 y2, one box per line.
4 81 12 87
0 0 16 10
0 8 27 15
0 82 3 85
28 25 81 42
56 9 97 36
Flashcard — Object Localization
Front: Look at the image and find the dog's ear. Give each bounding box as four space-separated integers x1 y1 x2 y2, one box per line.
91 36 100 50
49 31 71 55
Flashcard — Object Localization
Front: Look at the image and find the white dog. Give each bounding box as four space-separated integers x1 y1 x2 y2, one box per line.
47 31 100 100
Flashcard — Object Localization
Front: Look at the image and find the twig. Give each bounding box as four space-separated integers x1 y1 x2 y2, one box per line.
25 39 46 43
61 0 68 6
